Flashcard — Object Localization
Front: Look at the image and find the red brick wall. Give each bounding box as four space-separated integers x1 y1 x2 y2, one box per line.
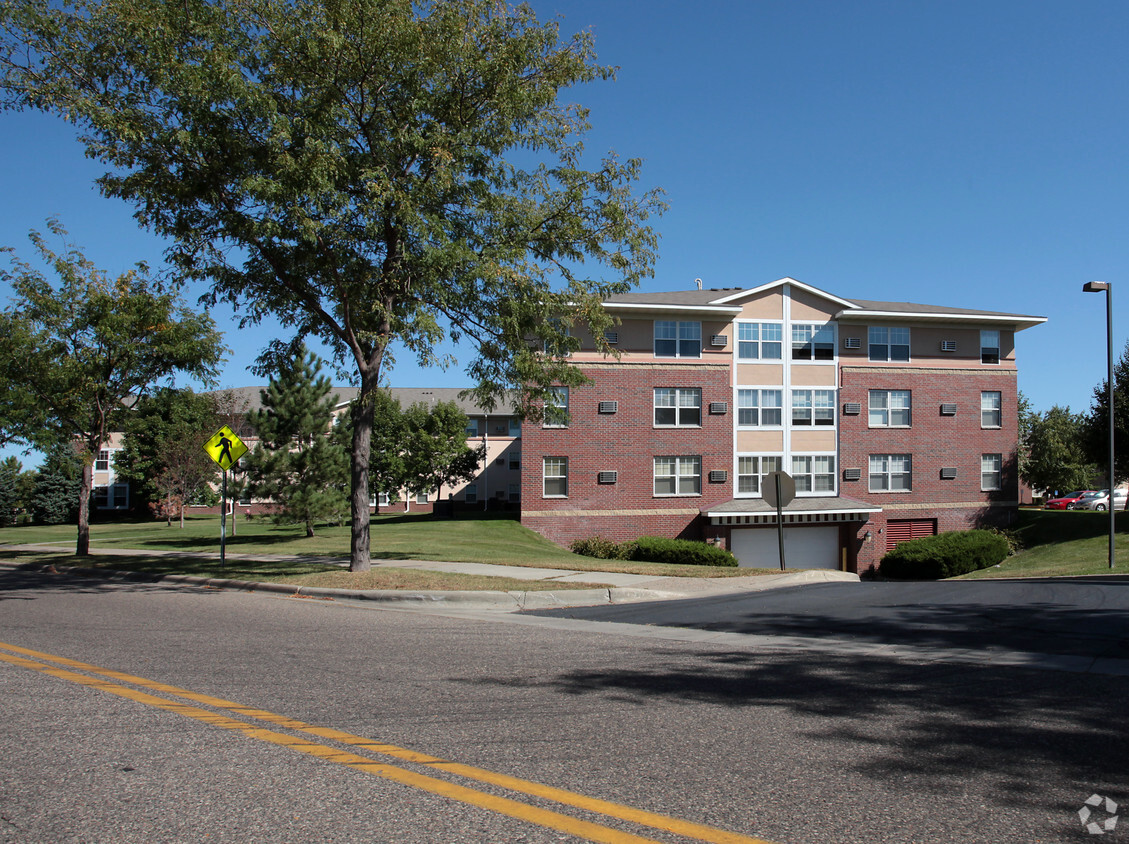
521 364 732 546
838 366 1020 573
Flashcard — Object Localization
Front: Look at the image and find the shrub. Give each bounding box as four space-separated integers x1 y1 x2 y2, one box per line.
570 536 635 560
879 529 1010 580
630 536 738 567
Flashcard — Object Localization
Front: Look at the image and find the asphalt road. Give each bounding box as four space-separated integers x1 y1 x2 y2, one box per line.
2 568 1127 844
529 579 1129 662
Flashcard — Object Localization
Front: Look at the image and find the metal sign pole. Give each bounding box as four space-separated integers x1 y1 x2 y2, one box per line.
220 469 227 570
775 473 786 571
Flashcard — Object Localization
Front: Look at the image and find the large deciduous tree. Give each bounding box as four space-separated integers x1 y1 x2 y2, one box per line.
1085 339 1129 506
0 223 224 553
401 400 486 505
245 346 349 537
1020 405 1099 498
0 0 664 570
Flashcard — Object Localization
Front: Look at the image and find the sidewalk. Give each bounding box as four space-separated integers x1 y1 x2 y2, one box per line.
0 543 859 611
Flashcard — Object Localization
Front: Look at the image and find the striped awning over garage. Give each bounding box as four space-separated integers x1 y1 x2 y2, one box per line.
705 496 881 526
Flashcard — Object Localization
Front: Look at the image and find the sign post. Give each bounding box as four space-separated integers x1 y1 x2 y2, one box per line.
203 425 248 569
762 470 796 571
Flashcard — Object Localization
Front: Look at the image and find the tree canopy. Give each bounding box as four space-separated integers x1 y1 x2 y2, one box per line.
1021 405 1099 497
0 222 224 552
0 0 664 570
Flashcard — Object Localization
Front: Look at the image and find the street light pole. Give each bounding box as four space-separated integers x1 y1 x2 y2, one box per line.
1083 281 1115 569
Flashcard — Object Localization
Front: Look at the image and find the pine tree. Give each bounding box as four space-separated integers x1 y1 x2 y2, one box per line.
31 444 83 526
246 347 348 537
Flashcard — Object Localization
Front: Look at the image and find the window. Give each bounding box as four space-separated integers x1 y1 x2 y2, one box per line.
111 484 128 509
415 492 429 505
869 326 910 362
791 323 835 361
737 322 783 360
981 454 1002 490
737 389 783 427
94 486 109 508
654 388 701 427
654 456 701 496
870 454 912 492
465 484 478 504
792 455 836 493
736 455 783 495
464 418 479 437
509 454 521 470
792 390 836 426
377 492 390 507
544 387 569 427
869 390 912 427
95 449 110 472
981 330 1000 365
543 457 568 497
981 391 1002 428
508 418 522 437
654 320 701 358
508 483 520 503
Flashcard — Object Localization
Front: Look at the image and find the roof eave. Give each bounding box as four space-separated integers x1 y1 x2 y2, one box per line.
835 308 1047 332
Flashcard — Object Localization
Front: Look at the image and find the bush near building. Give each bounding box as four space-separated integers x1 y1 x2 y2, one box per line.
571 535 737 567
879 530 1010 579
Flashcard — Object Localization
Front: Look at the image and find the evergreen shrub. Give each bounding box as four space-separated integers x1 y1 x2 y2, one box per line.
879 529 1010 579
631 536 737 567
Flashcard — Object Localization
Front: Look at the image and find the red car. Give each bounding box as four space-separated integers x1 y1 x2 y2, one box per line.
1045 490 1094 510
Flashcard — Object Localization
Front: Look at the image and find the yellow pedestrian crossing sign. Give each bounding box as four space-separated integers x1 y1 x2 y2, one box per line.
203 425 248 471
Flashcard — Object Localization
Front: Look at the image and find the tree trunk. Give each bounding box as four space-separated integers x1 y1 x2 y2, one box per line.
76 457 93 556
349 371 378 572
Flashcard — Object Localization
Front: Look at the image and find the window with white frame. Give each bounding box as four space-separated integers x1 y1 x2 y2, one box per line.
792 455 836 493
868 326 910 362
792 390 836 426
981 391 1002 428
981 330 1000 365
870 454 912 492
95 449 110 472
654 320 701 358
544 387 569 427
737 454 783 495
508 417 521 437
869 390 912 427
654 387 701 427
543 457 568 497
737 389 783 427
737 322 783 360
654 456 701 496
981 453 1002 490
377 492 390 507
464 418 479 437
111 484 128 509
791 323 835 361
415 492 429 505
465 484 478 503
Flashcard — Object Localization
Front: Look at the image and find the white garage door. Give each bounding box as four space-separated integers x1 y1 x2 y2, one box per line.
731 526 841 570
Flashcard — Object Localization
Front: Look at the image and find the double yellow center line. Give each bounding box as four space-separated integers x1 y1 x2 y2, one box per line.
0 640 777 844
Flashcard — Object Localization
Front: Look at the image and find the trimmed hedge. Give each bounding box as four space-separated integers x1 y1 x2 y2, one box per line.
878 529 1010 580
631 536 738 567
570 535 738 567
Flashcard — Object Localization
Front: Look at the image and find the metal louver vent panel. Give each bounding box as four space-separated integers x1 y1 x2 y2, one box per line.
843 402 862 415
709 402 728 414
708 470 727 483
598 401 618 414
940 403 958 416
597 471 617 484
843 468 862 481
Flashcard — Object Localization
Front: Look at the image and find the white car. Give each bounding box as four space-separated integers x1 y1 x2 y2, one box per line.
1070 489 1128 511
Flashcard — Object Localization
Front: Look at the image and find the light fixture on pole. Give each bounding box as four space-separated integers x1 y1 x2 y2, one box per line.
1083 280 1115 569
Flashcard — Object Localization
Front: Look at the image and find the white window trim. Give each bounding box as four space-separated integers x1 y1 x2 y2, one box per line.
868 325 911 363
790 322 837 363
869 454 913 494
543 387 569 428
653 387 702 428
791 389 837 428
735 453 784 498
543 456 568 498
653 455 702 497
736 387 784 429
980 330 1001 366
869 389 912 428
654 320 702 359
981 391 1002 429
735 320 785 361
791 453 838 496
981 453 1002 490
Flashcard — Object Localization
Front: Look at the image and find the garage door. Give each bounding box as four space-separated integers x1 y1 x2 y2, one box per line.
731 526 841 570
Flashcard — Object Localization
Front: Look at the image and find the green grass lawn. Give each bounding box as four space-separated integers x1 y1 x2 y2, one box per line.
0 512 765 586
956 508 1129 578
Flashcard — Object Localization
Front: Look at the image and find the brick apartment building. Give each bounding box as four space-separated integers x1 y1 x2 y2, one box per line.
520 277 1045 574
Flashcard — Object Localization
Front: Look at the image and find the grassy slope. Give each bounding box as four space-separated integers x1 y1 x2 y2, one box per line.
0 513 766 586
956 508 1129 578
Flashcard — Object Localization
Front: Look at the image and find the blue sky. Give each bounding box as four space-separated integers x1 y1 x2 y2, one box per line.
3 0 1127 466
